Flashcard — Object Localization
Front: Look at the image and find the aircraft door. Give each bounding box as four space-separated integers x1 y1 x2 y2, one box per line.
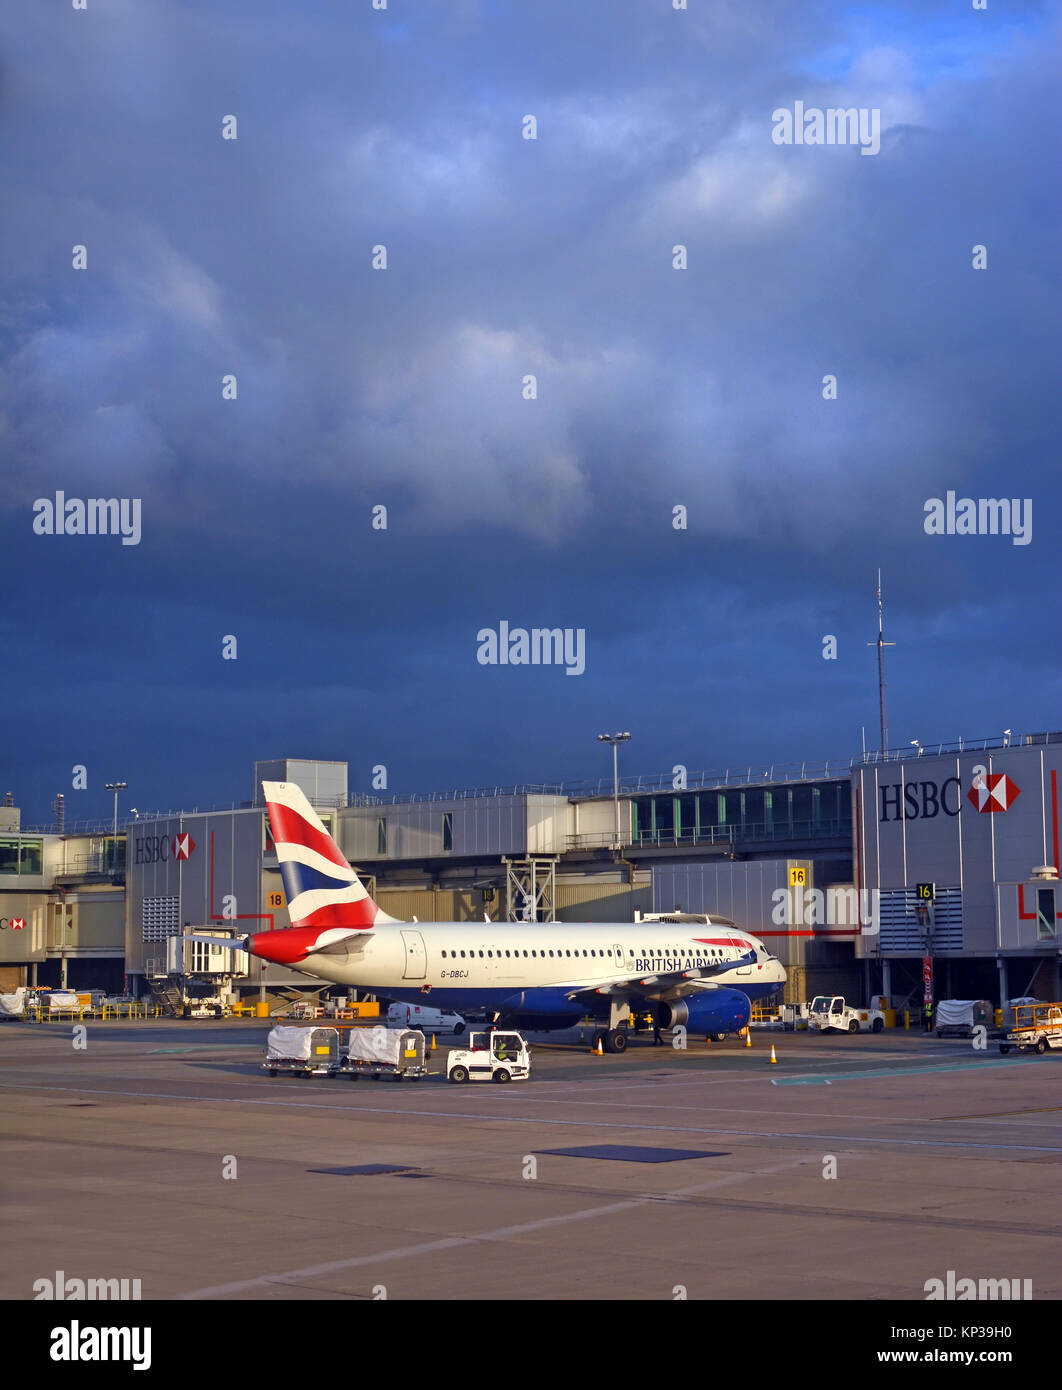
401 930 427 980
613 944 626 976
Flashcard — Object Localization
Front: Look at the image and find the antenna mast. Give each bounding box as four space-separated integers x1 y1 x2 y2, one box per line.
868 569 895 757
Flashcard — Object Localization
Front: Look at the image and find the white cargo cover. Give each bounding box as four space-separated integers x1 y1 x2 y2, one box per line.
44 991 79 1009
266 1026 319 1060
347 1027 418 1065
0 988 27 1018
935 1000 983 1028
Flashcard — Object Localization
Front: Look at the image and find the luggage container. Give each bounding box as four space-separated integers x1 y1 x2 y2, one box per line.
263 1025 342 1077
780 1002 809 1031
343 1027 428 1081
935 999 992 1038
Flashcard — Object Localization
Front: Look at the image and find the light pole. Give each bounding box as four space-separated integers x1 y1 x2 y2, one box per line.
105 782 127 869
597 733 631 849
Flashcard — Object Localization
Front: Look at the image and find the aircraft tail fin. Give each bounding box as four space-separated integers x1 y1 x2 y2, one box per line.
262 781 400 929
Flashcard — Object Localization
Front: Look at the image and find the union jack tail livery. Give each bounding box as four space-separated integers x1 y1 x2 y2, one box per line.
263 781 399 931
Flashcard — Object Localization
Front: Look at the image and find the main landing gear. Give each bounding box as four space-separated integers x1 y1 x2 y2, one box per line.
592 1027 629 1054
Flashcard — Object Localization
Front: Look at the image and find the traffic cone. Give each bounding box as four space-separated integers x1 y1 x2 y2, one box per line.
594 1037 604 1055
769 1044 778 1065
431 1034 436 1051
745 1027 752 1048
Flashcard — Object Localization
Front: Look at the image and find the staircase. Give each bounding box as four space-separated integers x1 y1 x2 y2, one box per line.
148 973 185 1017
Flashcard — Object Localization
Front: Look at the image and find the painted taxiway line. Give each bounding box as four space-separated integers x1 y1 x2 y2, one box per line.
176 1154 817 1300
3 1080 1061 1154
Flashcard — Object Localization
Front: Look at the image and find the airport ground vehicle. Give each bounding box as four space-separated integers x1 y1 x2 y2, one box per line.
808 996 885 1034
998 1002 1062 1055
447 1030 530 1083
263 1025 343 1077
345 1027 428 1081
386 1001 465 1034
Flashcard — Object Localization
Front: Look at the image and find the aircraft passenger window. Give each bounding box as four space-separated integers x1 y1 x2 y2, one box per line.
549 950 554 957
590 950 596 957
505 950 511 957
565 950 571 957
487 951 493 957
460 951 466 958
478 951 484 958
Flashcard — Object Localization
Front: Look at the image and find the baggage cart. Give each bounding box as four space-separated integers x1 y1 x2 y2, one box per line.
263 1025 342 1077
343 1027 428 1081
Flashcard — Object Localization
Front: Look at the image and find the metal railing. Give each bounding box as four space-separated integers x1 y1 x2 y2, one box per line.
55 849 126 876
20 821 120 835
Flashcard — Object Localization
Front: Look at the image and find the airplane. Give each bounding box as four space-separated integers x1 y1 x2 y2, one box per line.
194 780 787 1053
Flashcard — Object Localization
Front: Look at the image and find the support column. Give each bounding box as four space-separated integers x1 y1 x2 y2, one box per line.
997 958 1008 1009
882 958 892 1006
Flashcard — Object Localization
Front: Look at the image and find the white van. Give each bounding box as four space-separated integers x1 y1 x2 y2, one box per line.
386 1001 466 1035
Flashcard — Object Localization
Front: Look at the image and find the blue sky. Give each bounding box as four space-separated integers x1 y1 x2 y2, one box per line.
2 0 1060 823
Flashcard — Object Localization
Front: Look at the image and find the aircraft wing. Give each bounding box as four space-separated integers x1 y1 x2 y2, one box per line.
551 950 757 1005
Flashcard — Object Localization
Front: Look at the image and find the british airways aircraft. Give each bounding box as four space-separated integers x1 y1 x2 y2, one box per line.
201 781 786 1052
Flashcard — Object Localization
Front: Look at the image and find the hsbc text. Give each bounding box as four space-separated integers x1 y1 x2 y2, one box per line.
880 779 962 822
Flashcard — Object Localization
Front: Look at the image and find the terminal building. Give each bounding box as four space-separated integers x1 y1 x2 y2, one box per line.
0 795 125 994
4 734 1061 1012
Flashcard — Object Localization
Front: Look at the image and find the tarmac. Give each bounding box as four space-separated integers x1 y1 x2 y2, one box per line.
3 1019 1062 1301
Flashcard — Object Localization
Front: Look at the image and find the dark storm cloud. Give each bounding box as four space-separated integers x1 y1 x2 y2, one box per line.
2 1 1060 818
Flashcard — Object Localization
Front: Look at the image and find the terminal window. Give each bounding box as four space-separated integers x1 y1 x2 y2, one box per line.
0 838 43 875
1036 887 1057 941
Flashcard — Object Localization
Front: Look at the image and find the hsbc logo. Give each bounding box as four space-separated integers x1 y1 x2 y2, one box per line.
0 917 26 930
880 774 1021 823
134 834 196 865
967 773 1021 813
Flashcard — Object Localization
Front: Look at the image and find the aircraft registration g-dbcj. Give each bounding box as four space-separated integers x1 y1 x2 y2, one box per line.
197 781 786 1052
